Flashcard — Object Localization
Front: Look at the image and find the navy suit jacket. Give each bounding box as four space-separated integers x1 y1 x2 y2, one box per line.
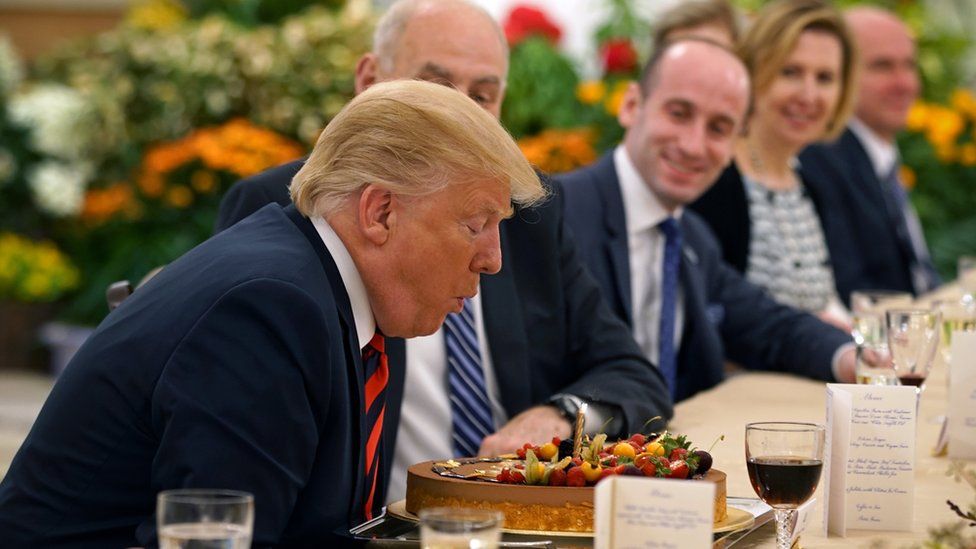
688 161 863 307
556 153 852 402
800 128 935 300
0 205 402 547
214 161 673 436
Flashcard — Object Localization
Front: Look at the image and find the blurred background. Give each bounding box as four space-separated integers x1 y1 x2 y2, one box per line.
0 0 973 380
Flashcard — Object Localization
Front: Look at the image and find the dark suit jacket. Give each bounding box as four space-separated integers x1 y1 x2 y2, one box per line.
0 205 401 547
214 160 673 436
557 153 852 402
800 128 933 300
687 161 862 307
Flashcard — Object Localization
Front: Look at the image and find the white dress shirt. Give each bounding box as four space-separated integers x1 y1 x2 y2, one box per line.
310 216 374 350
614 146 684 367
386 291 507 504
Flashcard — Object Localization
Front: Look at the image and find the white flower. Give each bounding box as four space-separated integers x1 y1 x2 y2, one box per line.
8 84 94 160
0 33 23 97
27 161 90 217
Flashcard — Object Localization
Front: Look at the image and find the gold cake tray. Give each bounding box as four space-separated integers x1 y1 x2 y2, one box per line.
386 500 754 537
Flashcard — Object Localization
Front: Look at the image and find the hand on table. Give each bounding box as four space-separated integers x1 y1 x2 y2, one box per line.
477 405 571 457
836 346 857 383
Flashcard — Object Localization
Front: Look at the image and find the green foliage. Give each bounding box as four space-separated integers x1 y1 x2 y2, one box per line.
501 37 581 139
180 0 342 26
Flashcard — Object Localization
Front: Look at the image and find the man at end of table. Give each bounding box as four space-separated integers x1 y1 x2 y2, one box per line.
557 38 857 402
800 6 940 301
0 80 544 547
213 0 675 504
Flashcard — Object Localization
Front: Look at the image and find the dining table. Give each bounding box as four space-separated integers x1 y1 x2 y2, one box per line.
361 285 975 547
670 342 972 547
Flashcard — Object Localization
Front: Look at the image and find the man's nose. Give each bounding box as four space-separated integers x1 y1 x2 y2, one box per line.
472 227 503 275
677 124 707 157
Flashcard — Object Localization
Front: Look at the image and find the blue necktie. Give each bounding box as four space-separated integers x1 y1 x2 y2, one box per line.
882 166 940 293
658 217 682 397
444 299 494 457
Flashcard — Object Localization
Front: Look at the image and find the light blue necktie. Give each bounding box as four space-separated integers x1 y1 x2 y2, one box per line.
658 217 682 397
443 299 494 457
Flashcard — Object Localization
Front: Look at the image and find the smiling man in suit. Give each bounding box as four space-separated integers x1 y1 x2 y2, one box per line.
557 39 856 402
214 0 673 505
0 81 545 547
800 6 940 301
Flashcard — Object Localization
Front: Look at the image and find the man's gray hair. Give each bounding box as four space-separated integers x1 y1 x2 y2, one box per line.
373 0 509 73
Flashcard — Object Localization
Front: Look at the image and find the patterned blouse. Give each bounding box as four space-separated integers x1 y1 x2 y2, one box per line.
742 174 837 312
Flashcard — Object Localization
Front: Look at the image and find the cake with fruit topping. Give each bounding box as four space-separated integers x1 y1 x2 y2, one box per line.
404 432 726 533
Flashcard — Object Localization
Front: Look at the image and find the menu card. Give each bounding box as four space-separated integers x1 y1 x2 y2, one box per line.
595 475 715 549
823 384 917 536
949 331 976 459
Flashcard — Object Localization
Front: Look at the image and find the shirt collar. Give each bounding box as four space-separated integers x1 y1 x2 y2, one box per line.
849 118 899 179
310 216 376 350
614 145 682 237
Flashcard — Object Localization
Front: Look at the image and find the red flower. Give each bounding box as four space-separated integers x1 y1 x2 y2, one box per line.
601 38 638 75
503 5 562 46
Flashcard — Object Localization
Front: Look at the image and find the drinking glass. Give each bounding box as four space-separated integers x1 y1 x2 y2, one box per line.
959 256 976 304
419 507 503 549
157 489 254 549
886 309 941 398
849 290 910 385
932 298 976 368
745 422 825 549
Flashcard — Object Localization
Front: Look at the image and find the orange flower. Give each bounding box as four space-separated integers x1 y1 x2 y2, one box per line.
576 80 607 106
137 171 166 198
166 185 194 208
82 183 137 224
190 170 218 194
960 143 976 167
899 165 916 190
950 88 976 120
905 102 929 133
517 128 596 174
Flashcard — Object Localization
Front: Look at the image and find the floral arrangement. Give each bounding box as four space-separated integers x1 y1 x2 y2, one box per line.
899 89 976 277
0 4 373 324
0 232 79 303
518 128 597 175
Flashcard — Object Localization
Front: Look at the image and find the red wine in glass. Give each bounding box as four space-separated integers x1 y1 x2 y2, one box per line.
897 373 927 388
747 456 823 507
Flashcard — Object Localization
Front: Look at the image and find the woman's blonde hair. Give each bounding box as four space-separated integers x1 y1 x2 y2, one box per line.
737 0 857 141
290 80 544 218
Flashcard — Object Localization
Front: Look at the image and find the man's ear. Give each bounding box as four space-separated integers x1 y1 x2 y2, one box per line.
354 53 380 94
358 184 395 245
617 81 643 129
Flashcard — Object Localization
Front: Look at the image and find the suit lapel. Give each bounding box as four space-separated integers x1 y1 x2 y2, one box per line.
480 226 532 416
594 155 634 325
284 205 369 521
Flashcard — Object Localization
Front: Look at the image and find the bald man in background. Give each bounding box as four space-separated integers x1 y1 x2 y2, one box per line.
802 6 940 303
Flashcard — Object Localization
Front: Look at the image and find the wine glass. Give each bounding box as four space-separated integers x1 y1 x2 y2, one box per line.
931 298 976 368
745 422 825 549
886 308 941 400
959 256 976 305
157 489 254 549
849 290 911 385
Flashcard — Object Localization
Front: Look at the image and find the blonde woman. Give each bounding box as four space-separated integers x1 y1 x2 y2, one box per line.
690 0 856 327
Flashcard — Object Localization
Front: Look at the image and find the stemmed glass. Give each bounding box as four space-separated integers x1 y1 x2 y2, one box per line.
886 308 941 399
849 290 911 385
959 256 976 305
745 422 825 549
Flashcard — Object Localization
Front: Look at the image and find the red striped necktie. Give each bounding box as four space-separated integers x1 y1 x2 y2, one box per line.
361 333 388 521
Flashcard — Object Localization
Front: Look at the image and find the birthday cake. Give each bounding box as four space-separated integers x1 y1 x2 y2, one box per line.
405 432 727 533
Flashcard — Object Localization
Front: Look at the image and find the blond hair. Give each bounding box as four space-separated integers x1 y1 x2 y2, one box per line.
290 80 544 217
737 0 857 141
652 0 740 51
373 0 509 74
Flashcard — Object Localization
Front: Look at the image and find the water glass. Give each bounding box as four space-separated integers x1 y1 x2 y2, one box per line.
419 507 503 549
157 489 254 549
849 290 909 385
932 298 976 368
745 422 825 549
